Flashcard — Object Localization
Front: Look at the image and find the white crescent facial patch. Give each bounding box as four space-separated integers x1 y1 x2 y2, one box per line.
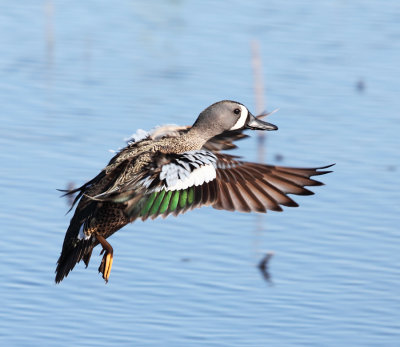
229 105 249 131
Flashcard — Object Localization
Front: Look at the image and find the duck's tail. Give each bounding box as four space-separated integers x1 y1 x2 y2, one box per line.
55 236 94 284
55 240 94 283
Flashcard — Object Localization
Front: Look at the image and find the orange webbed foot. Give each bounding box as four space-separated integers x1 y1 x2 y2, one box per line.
96 235 114 283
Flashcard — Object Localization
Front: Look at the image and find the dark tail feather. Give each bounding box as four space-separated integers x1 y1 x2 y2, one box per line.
55 239 94 283
83 247 94 268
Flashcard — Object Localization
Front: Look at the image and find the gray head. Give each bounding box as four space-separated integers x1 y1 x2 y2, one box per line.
191 100 277 139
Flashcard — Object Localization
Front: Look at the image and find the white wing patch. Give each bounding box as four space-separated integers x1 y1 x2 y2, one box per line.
139 150 218 192
162 164 216 191
229 105 249 131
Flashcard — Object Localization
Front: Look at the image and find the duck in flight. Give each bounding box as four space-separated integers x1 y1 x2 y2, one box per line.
55 100 333 283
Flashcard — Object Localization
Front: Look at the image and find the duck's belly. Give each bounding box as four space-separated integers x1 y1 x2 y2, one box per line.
86 201 130 241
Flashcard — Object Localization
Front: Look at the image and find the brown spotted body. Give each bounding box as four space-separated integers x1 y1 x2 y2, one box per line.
55 101 333 283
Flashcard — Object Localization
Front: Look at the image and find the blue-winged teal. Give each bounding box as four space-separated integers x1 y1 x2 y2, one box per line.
55 100 333 283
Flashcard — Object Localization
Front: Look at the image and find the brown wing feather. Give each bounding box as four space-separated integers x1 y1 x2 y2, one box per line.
79 150 331 224
124 155 332 220
211 154 333 213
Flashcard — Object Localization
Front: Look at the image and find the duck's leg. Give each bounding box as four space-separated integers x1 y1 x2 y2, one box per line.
96 234 114 283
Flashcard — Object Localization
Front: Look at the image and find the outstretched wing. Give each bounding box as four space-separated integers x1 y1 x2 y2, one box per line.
211 154 333 212
89 150 333 222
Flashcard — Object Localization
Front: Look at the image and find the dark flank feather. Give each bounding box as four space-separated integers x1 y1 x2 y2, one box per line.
55 101 333 283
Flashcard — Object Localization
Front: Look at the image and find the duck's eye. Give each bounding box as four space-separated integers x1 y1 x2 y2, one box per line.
233 108 241 115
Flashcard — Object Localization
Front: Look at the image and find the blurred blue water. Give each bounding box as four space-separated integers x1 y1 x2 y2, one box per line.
1 1 400 346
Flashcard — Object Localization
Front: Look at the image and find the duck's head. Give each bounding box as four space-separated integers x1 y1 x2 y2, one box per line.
192 100 278 139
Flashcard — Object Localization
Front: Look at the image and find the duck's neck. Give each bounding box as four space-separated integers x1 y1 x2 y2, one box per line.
159 127 211 153
185 126 215 147
157 126 219 153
